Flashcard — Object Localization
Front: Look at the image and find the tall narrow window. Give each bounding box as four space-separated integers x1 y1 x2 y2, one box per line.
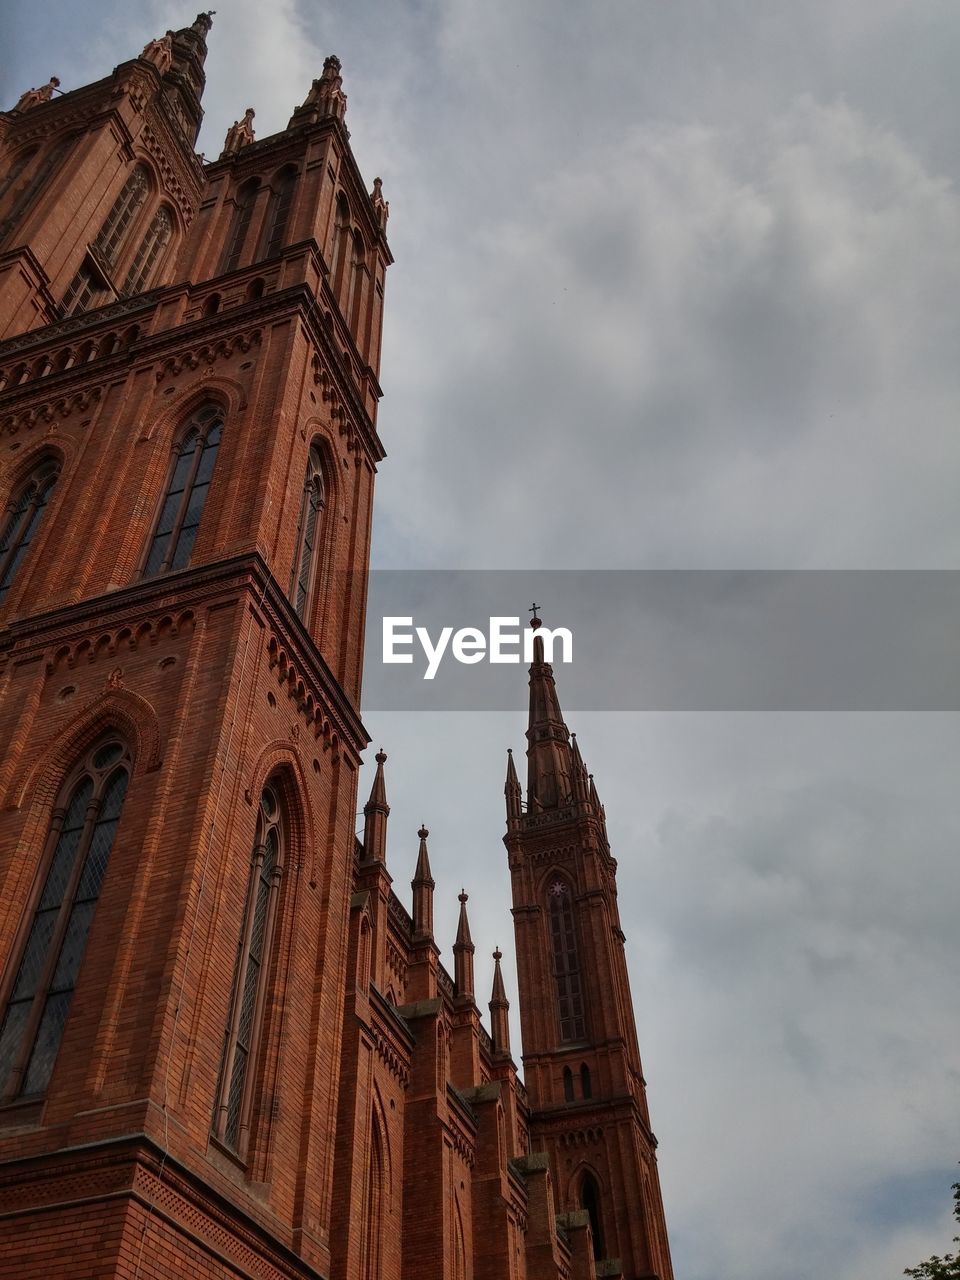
94 164 149 267
581 1172 604 1261
329 193 351 294
291 444 325 621
0 456 60 606
363 1119 385 1280
347 228 366 330
258 167 296 262
61 263 109 317
215 784 284 1154
0 740 131 1101
580 1062 592 1098
122 205 172 295
548 878 585 1042
563 1065 575 1102
143 407 223 577
221 178 259 274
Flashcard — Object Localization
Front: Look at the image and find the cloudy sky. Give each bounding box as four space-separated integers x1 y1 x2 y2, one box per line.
6 2 960 1276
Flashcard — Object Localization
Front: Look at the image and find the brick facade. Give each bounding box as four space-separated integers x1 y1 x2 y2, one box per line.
0 14 672 1279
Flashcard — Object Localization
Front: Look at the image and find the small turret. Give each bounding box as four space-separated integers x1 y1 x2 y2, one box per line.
505 748 522 827
362 749 389 864
489 948 511 1056
289 54 348 128
453 891 475 1001
571 732 590 803
221 107 255 158
411 825 435 939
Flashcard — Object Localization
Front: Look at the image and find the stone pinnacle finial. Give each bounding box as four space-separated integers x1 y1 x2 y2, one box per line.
489 946 510 1054
412 823 435 937
370 176 390 229
454 889 475 999
294 53 348 126
221 106 256 158
141 32 175 74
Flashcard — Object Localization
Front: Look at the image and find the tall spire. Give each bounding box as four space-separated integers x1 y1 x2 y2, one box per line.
525 618 574 812
362 749 389 864
453 891 475 1000
489 947 511 1056
411 824 434 938
160 13 214 144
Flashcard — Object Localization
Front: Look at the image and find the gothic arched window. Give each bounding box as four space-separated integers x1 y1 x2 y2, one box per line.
0 455 60 606
122 204 173 294
580 1062 592 1098
0 739 131 1101
563 1065 575 1102
258 166 297 262
143 406 223 577
581 1171 604 1261
221 177 259 274
94 164 149 267
363 1118 385 1280
215 783 284 1153
329 192 351 294
548 877 585 1042
291 444 325 621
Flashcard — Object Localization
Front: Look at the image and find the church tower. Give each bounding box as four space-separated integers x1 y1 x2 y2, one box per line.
0 15 390 1278
505 621 674 1279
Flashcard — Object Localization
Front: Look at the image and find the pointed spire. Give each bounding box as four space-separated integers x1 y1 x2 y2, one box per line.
489 947 511 1056
140 31 175 75
370 177 389 230
453 890 475 1000
571 732 590 803
362 749 389 863
221 107 255 158
526 615 574 812
411 824 435 939
290 54 348 127
161 13 214 144
589 772 609 845
505 748 522 826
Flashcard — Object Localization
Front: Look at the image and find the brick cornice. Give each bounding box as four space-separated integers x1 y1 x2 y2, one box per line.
0 551 369 757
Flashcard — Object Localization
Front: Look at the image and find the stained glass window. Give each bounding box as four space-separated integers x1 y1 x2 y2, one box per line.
291 444 325 622
215 785 283 1154
0 741 130 1101
143 406 223 577
0 456 60 606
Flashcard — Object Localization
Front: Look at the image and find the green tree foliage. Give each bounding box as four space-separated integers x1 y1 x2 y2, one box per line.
905 1178 960 1279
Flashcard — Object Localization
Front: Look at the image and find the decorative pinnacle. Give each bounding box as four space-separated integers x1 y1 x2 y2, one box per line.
418 824 429 840
493 946 502 962
459 889 468 904
529 601 542 631
376 748 387 764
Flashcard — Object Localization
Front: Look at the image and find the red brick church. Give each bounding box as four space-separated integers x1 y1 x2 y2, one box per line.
0 15 673 1279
